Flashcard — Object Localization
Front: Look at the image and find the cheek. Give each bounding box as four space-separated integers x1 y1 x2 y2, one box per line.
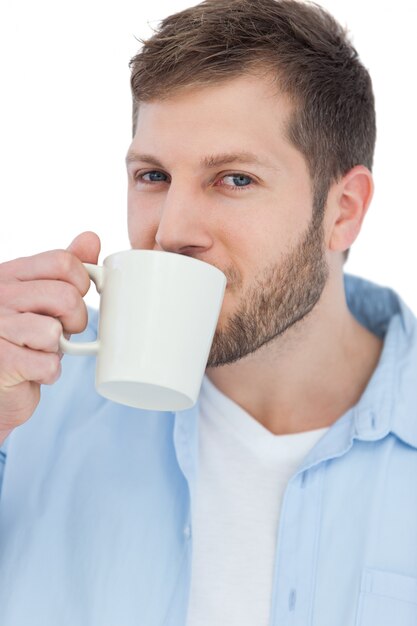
224 217 277 265
128 185 166 249
127 207 158 249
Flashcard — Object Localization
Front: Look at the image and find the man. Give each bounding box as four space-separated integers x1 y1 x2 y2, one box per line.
0 0 416 625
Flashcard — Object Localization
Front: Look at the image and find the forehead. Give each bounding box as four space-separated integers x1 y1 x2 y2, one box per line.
130 74 297 163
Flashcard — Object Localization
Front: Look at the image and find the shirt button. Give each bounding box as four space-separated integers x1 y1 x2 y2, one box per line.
300 471 307 488
183 525 192 539
288 588 297 611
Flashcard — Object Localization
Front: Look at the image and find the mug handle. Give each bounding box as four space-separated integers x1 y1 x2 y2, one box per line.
58 262 104 356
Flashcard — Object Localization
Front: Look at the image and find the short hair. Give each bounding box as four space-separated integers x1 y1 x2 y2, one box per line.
129 0 376 262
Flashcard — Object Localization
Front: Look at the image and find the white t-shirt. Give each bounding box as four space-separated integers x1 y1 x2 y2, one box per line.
186 374 329 626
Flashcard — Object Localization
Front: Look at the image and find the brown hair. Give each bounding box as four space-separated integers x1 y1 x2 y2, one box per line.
129 0 376 262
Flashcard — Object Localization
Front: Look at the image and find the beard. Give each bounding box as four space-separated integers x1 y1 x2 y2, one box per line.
206 205 329 368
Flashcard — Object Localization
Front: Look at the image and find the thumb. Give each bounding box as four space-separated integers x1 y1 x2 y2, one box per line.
67 231 101 265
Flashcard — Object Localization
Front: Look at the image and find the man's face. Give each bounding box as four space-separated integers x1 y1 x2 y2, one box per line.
126 74 329 367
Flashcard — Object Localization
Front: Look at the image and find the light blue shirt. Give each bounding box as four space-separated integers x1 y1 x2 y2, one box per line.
1 273 417 626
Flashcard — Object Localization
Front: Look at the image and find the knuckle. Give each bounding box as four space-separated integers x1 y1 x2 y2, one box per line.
62 299 87 335
51 318 64 342
47 318 63 350
52 251 89 295
75 301 88 332
16 312 34 343
43 354 61 384
80 267 92 296
54 250 77 278
61 284 81 312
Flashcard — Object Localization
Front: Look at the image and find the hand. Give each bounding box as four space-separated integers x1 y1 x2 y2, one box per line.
0 231 100 445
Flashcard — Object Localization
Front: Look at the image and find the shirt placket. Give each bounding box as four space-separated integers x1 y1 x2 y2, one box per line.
268 461 326 626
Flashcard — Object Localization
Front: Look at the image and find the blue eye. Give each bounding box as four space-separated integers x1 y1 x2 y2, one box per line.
141 171 168 182
219 174 254 190
225 174 251 187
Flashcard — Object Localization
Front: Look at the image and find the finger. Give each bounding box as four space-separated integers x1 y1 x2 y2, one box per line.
1 280 88 334
66 231 101 264
0 339 62 387
0 313 63 352
0 381 41 431
0 250 92 296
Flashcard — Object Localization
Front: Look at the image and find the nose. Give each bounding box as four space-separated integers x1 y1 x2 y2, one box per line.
154 183 213 255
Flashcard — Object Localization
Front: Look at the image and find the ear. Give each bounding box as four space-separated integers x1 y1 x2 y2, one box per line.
326 165 374 253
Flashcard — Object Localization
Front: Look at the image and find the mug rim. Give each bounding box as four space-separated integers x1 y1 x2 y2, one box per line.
102 249 227 280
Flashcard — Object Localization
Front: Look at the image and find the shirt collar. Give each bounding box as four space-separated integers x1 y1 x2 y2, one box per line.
174 273 417 487
344 273 417 449
302 273 417 471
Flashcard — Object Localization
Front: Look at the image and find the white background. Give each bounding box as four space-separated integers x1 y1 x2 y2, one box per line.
0 0 415 309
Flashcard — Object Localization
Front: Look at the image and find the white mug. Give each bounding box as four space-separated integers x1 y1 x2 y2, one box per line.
59 250 227 411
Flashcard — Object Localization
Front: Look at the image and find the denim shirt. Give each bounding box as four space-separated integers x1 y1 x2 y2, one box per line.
0 273 417 626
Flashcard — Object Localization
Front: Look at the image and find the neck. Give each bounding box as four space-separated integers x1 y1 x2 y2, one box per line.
205 272 384 435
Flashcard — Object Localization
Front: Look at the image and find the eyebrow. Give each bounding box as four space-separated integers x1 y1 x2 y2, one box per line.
125 150 275 170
